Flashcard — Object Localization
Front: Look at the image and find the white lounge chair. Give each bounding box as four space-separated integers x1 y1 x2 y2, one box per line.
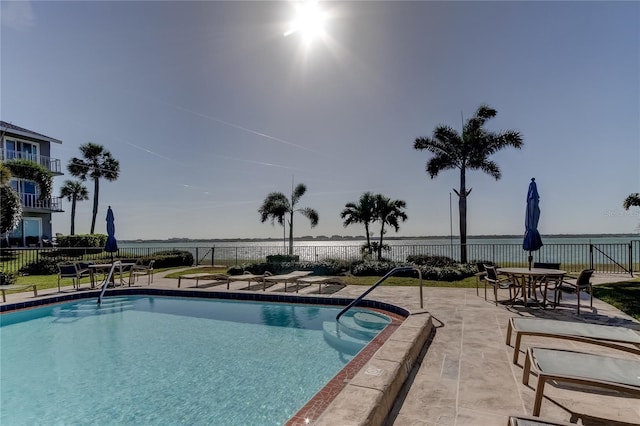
295 276 345 294
263 271 312 291
506 317 640 364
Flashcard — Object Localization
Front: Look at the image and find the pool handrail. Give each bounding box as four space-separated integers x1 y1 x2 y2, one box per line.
336 266 423 323
97 261 120 305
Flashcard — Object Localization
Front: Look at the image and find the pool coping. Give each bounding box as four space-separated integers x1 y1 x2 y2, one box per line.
1 288 433 426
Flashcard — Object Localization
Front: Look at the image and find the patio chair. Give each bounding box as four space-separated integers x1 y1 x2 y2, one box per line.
130 259 155 285
522 346 640 416
532 262 561 270
552 268 595 314
505 317 640 364
475 262 493 296
483 264 515 306
57 262 92 291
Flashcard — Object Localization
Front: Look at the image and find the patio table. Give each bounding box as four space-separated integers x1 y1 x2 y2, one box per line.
89 262 136 288
498 267 565 308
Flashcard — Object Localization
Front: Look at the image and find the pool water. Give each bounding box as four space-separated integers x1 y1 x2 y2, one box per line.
0 296 389 425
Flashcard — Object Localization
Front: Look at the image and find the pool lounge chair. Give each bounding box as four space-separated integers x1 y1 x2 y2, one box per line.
295 276 345 294
1 284 38 302
177 273 230 288
508 415 574 426
263 271 312 292
506 317 640 364
226 273 267 290
522 347 640 417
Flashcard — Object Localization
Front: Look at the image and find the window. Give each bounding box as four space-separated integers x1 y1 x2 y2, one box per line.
3 138 39 162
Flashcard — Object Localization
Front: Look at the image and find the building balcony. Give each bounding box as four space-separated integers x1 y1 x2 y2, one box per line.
19 193 64 213
0 149 63 175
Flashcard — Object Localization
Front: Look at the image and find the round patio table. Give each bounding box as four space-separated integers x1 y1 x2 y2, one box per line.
497 267 566 308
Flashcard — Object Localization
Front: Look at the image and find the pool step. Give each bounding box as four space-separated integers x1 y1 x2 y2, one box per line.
353 311 389 330
322 321 368 355
53 297 135 318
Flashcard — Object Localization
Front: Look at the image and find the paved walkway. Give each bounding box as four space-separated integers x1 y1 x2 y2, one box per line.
2 270 639 425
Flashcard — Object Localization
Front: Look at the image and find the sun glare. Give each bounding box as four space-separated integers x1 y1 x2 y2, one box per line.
284 1 327 42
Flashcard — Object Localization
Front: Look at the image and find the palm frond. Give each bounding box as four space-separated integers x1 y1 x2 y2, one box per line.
292 183 307 205
298 207 319 227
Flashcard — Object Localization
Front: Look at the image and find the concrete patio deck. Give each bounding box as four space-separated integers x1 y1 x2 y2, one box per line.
2 270 639 425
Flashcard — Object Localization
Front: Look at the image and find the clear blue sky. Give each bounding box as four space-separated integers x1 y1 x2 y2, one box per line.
2 1 639 240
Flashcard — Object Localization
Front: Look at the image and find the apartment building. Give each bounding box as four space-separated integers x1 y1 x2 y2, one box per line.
0 121 64 246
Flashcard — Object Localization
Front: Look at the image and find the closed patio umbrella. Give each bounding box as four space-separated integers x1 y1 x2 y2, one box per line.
523 178 543 270
105 206 118 262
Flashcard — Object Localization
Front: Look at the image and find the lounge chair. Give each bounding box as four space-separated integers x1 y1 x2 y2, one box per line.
507 415 574 426
551 268 595 314
483 264 515 305
263 271 312 292
522 346 640 416
295 276 345 294
1 284 38 302
506 317 640 364
177 273 230 288
225 272 267 290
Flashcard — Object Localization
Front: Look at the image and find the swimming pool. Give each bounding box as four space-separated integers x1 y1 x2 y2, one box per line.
1 296 391 425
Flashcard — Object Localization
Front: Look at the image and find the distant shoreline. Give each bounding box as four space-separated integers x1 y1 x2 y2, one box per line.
120 233 639 244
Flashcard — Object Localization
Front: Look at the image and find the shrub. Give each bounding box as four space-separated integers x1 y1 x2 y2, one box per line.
350 259 476 281
298 258 350 275
242 261 300 275
227 265 245 275
151 250 194 268
19 259 59 275
266 254 300 263
56 234 107 248
406 255 457 267
350 260 408 276
0 270 17 285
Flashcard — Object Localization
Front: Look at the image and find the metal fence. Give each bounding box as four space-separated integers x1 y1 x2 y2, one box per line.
2 241 638 275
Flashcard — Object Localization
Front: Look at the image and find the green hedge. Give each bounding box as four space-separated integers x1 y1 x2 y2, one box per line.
147 250 194 268
56 234 107 247
266 254 300 263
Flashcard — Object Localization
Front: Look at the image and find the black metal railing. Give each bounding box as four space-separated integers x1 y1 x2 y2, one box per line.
1 241 638 275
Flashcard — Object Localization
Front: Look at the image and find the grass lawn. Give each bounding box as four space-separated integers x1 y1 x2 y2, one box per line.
593 281 640 321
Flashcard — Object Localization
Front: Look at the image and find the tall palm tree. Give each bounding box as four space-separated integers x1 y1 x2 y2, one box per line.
623 193 640 210
340 192 377 255
67 143 120 234
414 104 523 263
60 180 89 235
374 194 408 260
259 183 319 255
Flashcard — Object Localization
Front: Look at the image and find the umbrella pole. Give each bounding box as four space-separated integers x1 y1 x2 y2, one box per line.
528 251 533 270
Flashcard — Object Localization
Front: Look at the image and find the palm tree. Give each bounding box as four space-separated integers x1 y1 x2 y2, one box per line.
67 143 120 234
340 192 377 255
259 183 319 255
623 193 640 210
374 194 408 260
60 180 89 235
414 104 523 262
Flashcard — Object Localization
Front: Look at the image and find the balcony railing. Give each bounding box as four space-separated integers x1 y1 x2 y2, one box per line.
0 148 62 174
19 193 63 212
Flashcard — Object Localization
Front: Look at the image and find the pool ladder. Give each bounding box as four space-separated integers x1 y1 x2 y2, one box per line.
336 266 423 323
97 261 121 305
